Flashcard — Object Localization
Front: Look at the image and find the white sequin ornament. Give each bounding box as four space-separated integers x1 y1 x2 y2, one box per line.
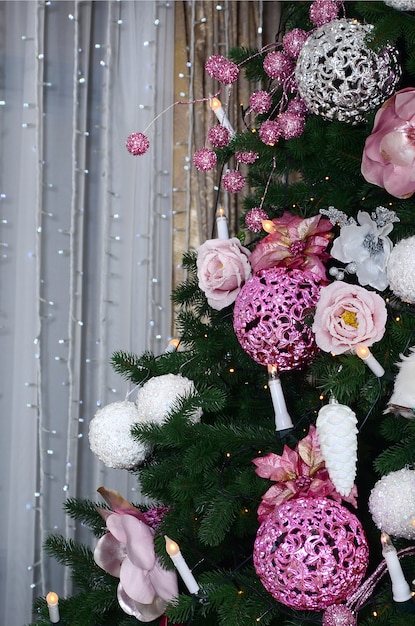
387 236 415 303
385 347 415 418
316 398 358 497
135 373 202 424
369 468 415 539
295 19 401 124
383 0 415 9
89 401 147 469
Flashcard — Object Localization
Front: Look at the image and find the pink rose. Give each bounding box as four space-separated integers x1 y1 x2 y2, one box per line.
196 237 251 310
312 281 387 355
361 88 415 199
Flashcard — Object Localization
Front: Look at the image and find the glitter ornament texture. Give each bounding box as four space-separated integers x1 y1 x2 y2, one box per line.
245 207 269 233
278 110 305 139
383 0 415 9
295 19 401 124
253 496 368 610
316 399 358 497
259 120 281 145
322 605 357 626
193 148 217 171
263 50 294 82
136 373 202 424
233 267 321 370
205 54 239 84
387 235 415 303
88 401 147 469
249 90 272 114
282 28 309 58
222 169 245 193
235 150 259 164
126 132 150 156
385 346 415 418
309 0 341 26
207 125 230 148
369 468 415 539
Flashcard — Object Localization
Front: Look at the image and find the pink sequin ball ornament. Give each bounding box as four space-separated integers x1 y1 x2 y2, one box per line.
250 90 272 114
309 0 340 27
259 120 281 145
222 169 245 193
323 605 357 626
235 151 259 164
287 96 309 117
283 28 309 58
205 54 239 84
245 207 269 233
207 125 230 148
278 111 305 140
126 132 150 156
263 50 294 82
193 148 217 171
253 497 368 611
233 267 321 369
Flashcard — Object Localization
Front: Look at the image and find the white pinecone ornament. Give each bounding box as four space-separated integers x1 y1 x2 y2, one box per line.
316 398 358 497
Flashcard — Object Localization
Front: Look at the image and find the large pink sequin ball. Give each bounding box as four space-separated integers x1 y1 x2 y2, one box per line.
233 267 321 370
253 497 369 611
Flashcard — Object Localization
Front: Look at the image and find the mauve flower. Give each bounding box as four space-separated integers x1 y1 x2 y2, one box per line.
361 88 415 199
249 211 333 281
94 487 178 622
196 237 251 310
252 426 357 522
312 281 387 355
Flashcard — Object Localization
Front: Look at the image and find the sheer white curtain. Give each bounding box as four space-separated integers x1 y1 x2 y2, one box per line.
0 2 175 624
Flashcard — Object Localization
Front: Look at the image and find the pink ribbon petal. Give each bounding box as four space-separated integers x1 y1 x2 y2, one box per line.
94 533 124 577
117 583 167 622
120 557 155 604
380 130 415 166
149 560 179 601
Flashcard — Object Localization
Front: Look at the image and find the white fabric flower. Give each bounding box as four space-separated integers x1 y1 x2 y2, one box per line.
330 210 393 291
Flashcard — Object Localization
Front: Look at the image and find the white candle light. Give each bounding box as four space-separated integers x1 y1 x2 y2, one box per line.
355 344 385 377
165 338 180 352
165 535 200 595
381 532 412 603
210 97 235 135
46 592 60 623
267 365 294 432
216 207 229 239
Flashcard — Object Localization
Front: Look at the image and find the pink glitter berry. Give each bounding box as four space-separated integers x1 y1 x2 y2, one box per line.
282 28 309 58
235 151 259 164
205 54 239 84
250 90 272 114
259 120 281 145
278 111 305 140
287 96 309 117
193 148 217 171
309 0 340 27
207 125 230 148
253 497 368 611
263 50 294 81
245 208 269 233
126 132 150 156
222 170 245 193
322 605 357 626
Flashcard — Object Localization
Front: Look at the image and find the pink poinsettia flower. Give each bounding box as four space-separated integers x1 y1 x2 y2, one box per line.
249 211 333 281
252 426 357 522
361 88 415 199
94 487 178 622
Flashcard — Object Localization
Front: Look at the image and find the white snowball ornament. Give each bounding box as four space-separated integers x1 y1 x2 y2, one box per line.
316 398 358 497
135 373 202 424
383 0 415 9
387 236 415 303
295 19 401 124
89 401 147 469
384 347 415 418
369 468 415 539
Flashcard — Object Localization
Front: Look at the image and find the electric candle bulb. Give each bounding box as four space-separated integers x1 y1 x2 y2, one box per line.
381 532 412 603
267 365 294 432
165 535 200 594
46 592 60 623
216 207 229 239
210 97 235 135
355 344 385 377
262 219 277 234
165 338 180 352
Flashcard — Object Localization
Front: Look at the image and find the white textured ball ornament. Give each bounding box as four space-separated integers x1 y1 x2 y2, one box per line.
135 373 202 424
369 468 415 539
385 347 415 418
383 0 415 9
89 401 147 469
387 236 415 303
295 19 401 124
316 398 358 497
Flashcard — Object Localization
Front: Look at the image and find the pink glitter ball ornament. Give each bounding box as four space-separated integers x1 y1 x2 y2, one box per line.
253 497 368 611
283 28 309 58
235 151 259 164
193 148 217 171
222 170 245 193
323 605 357 626
310 0 341 27
259 120 281 145
263 50 294 81
287 96 309 117
250 90 272 114
278 111 305 140
233 267 321 369
205 54 239 84
207 125 230 148
245 207 269 233
126 132 150 156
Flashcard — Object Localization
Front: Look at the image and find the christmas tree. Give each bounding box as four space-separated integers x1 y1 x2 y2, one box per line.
32 2 415 625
